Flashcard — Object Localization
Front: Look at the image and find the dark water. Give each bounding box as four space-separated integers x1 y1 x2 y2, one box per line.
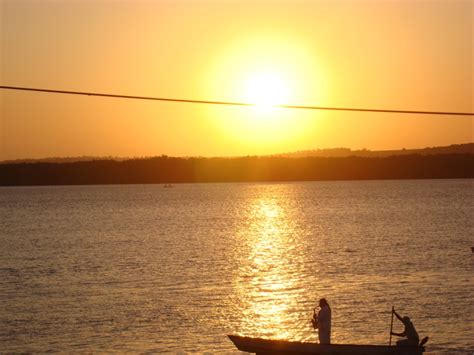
0 179 473 353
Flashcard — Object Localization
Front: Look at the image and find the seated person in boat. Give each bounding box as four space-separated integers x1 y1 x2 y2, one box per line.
311 298 332 344
390 309 419 346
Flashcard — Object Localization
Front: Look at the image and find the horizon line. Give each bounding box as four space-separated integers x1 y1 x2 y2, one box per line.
1 142 473 163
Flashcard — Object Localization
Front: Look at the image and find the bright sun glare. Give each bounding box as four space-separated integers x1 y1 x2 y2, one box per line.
244 72 289 107
207 35 323 152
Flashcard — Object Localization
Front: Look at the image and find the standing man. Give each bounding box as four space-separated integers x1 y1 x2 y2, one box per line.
312 298 332 344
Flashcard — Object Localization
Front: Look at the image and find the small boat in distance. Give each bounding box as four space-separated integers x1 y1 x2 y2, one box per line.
163 184 173 188
228 334 428 354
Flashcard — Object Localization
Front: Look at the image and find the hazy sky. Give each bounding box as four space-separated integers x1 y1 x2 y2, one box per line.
1 0 473 160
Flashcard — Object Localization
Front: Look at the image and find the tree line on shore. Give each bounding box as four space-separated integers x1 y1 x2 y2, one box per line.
0 153 473 186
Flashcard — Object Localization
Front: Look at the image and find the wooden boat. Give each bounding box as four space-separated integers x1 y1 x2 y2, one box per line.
228 334 427 354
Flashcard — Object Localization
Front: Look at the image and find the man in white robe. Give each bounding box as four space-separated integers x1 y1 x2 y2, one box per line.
312 298 332 344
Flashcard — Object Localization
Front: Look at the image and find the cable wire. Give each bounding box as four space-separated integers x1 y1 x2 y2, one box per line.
1 85 473 116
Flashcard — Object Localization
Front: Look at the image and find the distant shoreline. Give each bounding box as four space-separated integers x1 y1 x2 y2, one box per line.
1 153 473 186
1 143 472 165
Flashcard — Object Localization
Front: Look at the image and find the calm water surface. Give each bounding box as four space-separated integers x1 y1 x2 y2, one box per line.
0 180 473 353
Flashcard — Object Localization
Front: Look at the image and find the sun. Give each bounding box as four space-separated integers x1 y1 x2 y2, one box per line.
205 35 325 153
244 71 289 108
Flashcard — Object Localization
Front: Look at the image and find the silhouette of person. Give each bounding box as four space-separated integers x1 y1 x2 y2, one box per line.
311 298 332 344
390 309 419 346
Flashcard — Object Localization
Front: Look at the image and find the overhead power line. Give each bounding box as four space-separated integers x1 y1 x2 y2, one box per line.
1 85 473 116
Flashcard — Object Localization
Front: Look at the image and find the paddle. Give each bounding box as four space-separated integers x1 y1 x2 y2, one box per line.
389 306 394 346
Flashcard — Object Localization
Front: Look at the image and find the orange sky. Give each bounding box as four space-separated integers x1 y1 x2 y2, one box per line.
1 0 473 160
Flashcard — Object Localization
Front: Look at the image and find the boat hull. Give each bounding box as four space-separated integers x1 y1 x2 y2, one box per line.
228 335 425 355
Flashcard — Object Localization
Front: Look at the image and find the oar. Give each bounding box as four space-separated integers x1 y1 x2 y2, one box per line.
389 306 394 346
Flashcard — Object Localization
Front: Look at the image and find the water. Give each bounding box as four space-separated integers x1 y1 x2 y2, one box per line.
0 179 473 353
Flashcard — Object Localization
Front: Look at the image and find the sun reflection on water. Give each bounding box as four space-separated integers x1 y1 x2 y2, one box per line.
234 194 307 340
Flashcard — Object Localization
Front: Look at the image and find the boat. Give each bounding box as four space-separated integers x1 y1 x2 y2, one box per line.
228 334 428 354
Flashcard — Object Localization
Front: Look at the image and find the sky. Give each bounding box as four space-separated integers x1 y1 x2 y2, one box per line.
1 0 473 160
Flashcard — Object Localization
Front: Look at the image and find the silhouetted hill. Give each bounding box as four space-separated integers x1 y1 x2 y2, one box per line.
1 143 472 165
0 153 472 186
0 156 126 165
275 143 474 158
